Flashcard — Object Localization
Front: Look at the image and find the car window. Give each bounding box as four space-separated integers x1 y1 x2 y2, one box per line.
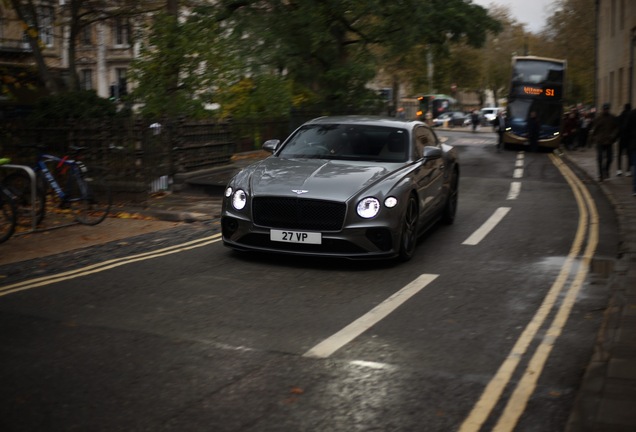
414 126 439 159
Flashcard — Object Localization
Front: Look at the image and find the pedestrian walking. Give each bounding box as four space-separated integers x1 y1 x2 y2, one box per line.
527 110 540 152
562 111 578 150
590 103 619 182
624 106 636 195
617 103 632 176
578 111 592 149
495 111 506 152
471 111 480 133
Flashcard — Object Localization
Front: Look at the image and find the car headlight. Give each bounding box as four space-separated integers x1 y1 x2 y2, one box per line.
232 189 247 210
357 197 380 219
384 197 398 208
225 186 233 198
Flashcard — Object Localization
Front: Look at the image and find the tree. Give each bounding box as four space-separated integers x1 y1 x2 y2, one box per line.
426 4 552 110
480 6 530 105
129 5 245 118
213 0 502 114
541 0 595 105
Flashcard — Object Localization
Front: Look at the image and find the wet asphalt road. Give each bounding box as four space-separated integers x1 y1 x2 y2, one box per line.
0 131 618 431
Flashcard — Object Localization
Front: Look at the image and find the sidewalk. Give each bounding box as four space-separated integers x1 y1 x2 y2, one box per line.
562 147 636 431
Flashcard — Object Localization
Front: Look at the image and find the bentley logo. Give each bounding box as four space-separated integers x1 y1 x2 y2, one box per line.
292 189 309 195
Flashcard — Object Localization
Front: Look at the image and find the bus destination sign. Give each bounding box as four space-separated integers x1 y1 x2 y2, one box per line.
521 86 558 97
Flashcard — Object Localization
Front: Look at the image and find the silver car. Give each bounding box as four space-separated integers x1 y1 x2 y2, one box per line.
221 116 459 261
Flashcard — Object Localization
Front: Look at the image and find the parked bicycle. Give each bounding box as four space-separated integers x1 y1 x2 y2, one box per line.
2 145 112 226
0 158 18 243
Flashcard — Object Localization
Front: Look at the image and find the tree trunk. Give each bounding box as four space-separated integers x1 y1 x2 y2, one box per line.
164 0 180 101
66 0 82 92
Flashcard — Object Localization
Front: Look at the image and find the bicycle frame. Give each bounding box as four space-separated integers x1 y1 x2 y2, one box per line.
4 146 110 227
35 154 88 203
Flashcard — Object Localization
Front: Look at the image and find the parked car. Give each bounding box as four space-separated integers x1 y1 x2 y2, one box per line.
221 116 460 261
432 111 471 127
479 107 504 125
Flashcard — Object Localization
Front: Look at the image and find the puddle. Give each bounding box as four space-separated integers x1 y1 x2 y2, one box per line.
536 256 615 279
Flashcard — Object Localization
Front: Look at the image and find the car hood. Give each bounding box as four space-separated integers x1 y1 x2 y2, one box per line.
237 157 400 201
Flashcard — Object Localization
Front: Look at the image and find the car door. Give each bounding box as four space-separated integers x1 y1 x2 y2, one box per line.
412 126 445 224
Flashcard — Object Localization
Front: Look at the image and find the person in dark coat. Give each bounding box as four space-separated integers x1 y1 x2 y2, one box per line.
527 111 540 152
562 111 578 150
494 111 506 152
617 103 632 176
590 103 619 181
578 111 593 149
623 106 636 195
471 111 480 133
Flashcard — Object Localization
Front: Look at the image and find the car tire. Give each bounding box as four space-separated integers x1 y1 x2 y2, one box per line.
442 168 458 225
398 195 419 262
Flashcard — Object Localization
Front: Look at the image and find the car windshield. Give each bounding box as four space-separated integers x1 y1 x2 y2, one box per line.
277 124 409 162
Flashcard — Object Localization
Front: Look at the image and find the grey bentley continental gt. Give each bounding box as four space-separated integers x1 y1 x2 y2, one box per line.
221 116 459 261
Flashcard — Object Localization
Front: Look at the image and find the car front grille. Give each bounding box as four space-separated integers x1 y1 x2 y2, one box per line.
252 197 346 231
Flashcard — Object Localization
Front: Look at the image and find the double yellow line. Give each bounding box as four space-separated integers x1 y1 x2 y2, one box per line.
0 233 222 297
459 153 599 431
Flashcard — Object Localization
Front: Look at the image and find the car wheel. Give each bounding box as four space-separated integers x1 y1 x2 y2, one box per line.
442 168 459 224
398 195 419 261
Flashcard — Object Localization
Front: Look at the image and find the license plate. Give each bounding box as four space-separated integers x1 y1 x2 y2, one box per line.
270 229 322 244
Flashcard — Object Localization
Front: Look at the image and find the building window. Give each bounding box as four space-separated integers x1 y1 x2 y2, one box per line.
113 17 130 46
80 69 93 91
110 68 128 99
116 68 127 95
38 4 54 47
21 3 54 47
80 25 92 46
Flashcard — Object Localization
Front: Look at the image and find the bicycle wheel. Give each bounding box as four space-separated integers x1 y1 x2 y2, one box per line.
64 168 112 225
0 189 17 243
2 171 46 226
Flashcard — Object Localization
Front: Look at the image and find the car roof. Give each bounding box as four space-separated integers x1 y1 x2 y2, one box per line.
304 115 425 129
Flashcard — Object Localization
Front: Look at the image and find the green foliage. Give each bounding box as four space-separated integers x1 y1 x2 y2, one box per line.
216 75 292 119
128 0 505 118
542 0 595 105
129 10 242 119
27 91 118 123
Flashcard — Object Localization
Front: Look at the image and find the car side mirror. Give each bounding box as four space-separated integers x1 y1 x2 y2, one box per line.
423 146 442 160
263 139 280 153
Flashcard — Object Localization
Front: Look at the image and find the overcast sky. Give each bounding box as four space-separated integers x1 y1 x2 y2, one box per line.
470 0 554 33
